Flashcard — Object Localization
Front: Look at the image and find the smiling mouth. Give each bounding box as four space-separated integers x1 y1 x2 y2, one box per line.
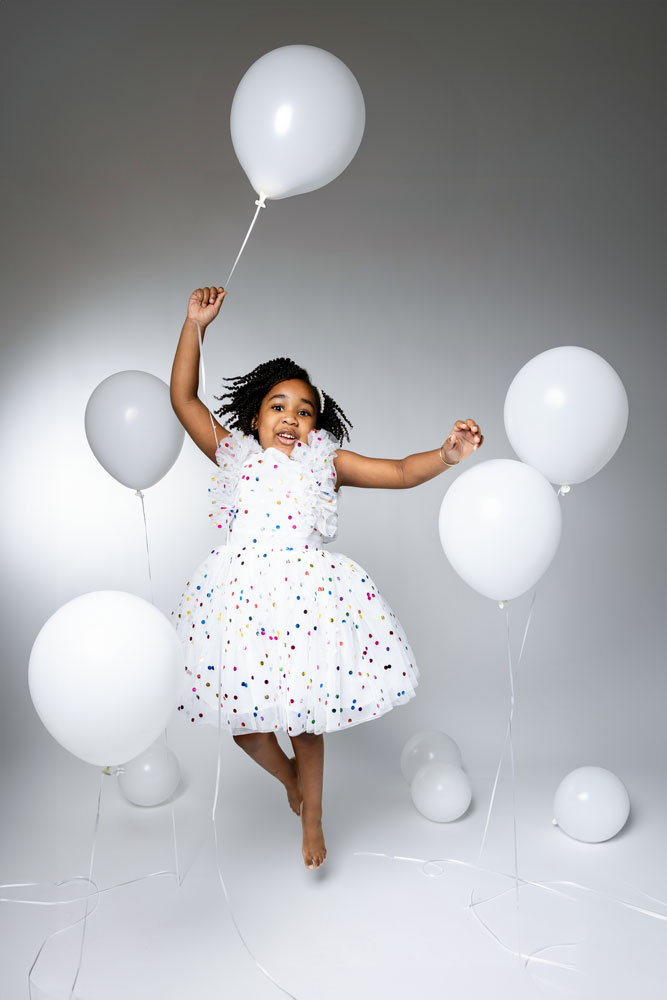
276 432 297 442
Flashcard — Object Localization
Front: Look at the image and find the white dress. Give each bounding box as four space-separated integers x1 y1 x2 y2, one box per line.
172 427 419 735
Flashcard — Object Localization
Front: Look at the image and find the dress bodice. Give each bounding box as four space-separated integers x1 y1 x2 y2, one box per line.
208 428 339 545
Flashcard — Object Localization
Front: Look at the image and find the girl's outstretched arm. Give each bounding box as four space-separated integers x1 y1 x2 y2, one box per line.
170 286 229 463
334 420 483 490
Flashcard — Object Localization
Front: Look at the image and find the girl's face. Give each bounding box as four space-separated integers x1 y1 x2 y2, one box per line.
253 379 318 455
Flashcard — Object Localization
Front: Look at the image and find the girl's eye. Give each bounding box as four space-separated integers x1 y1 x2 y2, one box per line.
272 405 312 417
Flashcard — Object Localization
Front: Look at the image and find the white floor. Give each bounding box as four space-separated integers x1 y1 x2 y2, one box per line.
2 718 666 1000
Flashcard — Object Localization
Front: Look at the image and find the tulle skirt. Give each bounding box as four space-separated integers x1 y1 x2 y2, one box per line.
172 539 419 735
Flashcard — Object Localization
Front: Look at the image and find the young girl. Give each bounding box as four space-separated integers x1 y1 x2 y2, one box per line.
170 285 483 870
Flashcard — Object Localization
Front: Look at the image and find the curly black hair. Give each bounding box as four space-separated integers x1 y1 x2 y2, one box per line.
213 357 353 445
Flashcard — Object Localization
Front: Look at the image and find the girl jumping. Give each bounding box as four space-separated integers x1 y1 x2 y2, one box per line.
170 285 483 870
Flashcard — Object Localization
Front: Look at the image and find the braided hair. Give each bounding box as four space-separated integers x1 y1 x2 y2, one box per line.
213 357 353 445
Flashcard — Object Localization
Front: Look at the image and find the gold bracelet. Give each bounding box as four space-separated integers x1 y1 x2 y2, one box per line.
439 445 459 468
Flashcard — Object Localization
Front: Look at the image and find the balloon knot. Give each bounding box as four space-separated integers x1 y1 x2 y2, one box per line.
498 600 508 610
558 484 571 496
255 192 267 209
135 490 144 499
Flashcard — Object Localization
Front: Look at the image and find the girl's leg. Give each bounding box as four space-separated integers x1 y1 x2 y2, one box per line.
288 732 326 869
232 732 302 815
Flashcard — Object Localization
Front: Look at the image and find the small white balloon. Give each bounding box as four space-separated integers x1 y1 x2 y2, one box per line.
411 762 472 823
400 730 463 784
553 766 630 843
504 346 628 486
230 45 365 201
85 370 185 490
29 591 183 767
118 742 181 807
439 460 562 601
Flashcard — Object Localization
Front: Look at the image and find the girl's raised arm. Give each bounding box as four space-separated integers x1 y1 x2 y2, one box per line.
334 420 483 490
170 286 229 464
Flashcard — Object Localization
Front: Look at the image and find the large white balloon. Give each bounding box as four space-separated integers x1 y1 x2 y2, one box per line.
411 762 472 822
85 370 185 490
439 460 562 602
504 346 629 486
400 730 463 784
553 766 630 843
230 45 365 201
118 741 181 807
29 591 183 767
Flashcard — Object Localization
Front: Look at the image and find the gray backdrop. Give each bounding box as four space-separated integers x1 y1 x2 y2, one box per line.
2 0 666 788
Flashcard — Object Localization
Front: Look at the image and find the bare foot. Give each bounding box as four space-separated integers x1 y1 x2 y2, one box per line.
301 809 327 870
285 757 303 816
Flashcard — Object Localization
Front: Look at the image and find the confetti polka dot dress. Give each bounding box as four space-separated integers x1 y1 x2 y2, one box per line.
173 427 419 735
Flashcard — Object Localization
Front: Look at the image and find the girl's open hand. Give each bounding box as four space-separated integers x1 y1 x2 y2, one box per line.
188 286 226 328
442 419 484 465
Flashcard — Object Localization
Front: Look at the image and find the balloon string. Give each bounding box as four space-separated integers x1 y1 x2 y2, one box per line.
352 852 667 975
225 193 266 288
7 863 665 975
209 589 300 999
471 591 537 967
134 487 181 891
2 870 178 908
196 320 221 454
162 729 182 887
197 195 267 454
15 770 181 996
505 603 522 962
134 489 154 604
67 769 103 999
474 590 537 869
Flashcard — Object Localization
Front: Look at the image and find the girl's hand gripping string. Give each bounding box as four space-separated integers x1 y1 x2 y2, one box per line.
440 419 484 467
188 286 227 329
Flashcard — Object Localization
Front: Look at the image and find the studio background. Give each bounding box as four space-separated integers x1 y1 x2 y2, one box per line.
2 2 666 998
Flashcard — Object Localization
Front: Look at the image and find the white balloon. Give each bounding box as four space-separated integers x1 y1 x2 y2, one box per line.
85 370 185 490
29 591 183 767
118 742 181 807
439 460 562 602
400 730 463 784
230 45 365 200
504 346 629 486
411 762 472 823
553 766 630 843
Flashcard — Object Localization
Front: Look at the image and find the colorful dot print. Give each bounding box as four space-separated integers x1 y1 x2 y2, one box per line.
172 427 419 734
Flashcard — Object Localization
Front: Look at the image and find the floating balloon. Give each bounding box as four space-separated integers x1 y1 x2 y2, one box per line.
504 346 629 487
118 741 181 807
85 370 184 490
230 45 365 201
400 730 463 784
411 762 472 822
439 459 562 602
553 766 630 843
29 591 183 767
